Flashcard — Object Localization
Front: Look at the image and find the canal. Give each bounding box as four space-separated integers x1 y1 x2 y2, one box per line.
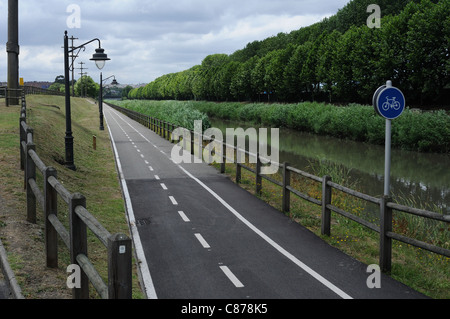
209 118 450 216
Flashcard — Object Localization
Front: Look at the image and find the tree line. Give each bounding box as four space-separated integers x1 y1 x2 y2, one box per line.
128 0 449 107
48 75 134 99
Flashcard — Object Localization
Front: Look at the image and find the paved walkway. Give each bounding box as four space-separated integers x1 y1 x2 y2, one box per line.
104 104 426 300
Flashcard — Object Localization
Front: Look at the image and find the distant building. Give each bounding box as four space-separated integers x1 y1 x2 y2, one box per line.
24 81 53 89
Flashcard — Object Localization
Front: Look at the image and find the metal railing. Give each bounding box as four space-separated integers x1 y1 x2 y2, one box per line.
108 102 450 273
19 95 132 299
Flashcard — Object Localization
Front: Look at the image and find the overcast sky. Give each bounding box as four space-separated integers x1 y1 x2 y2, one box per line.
0 0 351 85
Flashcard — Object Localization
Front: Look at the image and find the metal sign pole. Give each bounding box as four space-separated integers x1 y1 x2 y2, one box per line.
384 118 392 196
373 80 405 197
384 80 393 196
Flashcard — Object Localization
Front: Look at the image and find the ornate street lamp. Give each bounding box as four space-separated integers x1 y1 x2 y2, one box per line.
97 74 117 131
64 30 110 170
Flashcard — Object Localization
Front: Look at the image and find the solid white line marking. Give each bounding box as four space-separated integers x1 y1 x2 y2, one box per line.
195 233 210 249
178 211 190 222
220 266 244 288
103 109 158 299
169 196 178 205
160 183 168 190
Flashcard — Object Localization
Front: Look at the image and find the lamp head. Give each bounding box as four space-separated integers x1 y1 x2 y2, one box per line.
90 48 110 70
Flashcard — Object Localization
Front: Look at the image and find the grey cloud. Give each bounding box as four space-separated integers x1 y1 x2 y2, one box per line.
2 0 351 83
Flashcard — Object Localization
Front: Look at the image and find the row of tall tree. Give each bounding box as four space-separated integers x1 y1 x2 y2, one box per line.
129 0 449 106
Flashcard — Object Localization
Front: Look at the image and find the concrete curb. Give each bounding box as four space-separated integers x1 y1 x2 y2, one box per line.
0 238 25 299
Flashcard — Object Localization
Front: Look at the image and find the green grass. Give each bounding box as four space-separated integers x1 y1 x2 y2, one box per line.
0 96 144 299
108 99 211 131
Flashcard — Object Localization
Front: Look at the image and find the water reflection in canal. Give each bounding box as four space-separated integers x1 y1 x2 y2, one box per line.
209 118 449 215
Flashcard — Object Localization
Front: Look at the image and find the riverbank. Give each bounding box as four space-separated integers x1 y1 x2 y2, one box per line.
110 100 449 154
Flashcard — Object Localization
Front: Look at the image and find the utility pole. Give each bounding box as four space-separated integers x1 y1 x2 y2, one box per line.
77 62 88 97
7 0 19 106
69 36 78 97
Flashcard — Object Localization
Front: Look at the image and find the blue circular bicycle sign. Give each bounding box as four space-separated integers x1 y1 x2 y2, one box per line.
373 83 406 120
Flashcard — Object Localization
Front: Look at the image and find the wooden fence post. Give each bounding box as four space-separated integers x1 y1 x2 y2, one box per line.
25 140 36 224
191 130 195 155
236 148 241 184
44 166 58 268
321 175 332 236
220 142 226 174
197 130 203 161
163 121 166 139
380 196 393 273
108 233 132 299
69 193 89 299
255 152 262 196
19 115 26 170
182 128 187 150
282 162 290 214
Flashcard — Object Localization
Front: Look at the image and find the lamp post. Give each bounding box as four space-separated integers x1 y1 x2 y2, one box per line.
91 49 111 131
64 31 110 170
98 75 118 131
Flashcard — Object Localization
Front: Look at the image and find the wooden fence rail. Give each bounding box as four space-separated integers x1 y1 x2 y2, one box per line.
107 102 450 273
19 95 132 299
1 86 64 106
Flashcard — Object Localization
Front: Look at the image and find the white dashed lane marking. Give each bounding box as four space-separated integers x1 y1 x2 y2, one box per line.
194 233 211 249
220 266 244 288
169 196 178 206
178 211 190 222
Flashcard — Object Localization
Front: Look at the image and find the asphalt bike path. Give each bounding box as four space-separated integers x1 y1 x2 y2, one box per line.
103 104 426 300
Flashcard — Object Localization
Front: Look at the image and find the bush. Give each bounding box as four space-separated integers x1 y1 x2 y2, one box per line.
109 100 450 153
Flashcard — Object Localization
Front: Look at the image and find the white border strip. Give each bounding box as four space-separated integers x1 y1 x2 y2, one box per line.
104 109 158 299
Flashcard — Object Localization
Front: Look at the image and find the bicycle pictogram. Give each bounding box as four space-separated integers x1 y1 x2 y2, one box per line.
382 96 401 112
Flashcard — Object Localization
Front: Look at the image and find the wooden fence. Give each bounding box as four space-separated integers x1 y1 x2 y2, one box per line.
107 102 450 273
19 95 132 299
1 86 64 106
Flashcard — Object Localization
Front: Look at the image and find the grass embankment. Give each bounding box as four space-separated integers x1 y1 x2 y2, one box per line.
111 99 449 299
0 96 144 299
